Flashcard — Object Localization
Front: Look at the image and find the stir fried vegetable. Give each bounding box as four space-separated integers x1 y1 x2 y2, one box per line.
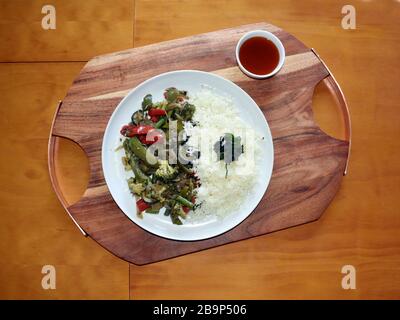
119 88 198 225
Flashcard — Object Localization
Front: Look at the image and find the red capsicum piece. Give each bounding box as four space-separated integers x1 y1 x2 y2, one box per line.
140 131 164 145
133 125 154 135
136 199 150 212
120 123 163 144
182 206 190 214
120 124 155 137
138 135 147 144
150 115 160 123
120 124 136 137
148 108 167 116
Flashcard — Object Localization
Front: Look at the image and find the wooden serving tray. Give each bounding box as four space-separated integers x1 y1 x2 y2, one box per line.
48 23 351 265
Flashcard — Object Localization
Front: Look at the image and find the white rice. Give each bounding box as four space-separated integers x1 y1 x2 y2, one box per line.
186 87 263 222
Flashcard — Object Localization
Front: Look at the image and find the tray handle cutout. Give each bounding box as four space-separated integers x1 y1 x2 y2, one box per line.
311 48 352 176
48 101 87 236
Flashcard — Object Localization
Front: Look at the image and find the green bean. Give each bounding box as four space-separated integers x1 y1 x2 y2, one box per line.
175 195 194 209
129 137 158 167
155 117 166 129
129 157 148 183
146 202 163 213
171 214 182 225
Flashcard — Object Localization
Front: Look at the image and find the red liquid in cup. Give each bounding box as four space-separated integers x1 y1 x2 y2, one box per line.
239 37 280 76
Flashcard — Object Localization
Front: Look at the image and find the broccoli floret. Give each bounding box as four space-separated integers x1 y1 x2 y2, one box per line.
145 183 167 202
155 160 177 180
181 102 196 121
127 178 145 195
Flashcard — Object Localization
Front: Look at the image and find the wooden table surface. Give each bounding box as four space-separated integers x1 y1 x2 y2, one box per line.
0 0 399 299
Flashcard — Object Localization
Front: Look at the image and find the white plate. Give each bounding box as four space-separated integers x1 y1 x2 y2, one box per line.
102 70 274 241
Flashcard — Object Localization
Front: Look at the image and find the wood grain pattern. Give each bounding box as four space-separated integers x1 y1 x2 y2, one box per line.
0 0 134 62
0 63 129 299
49 23 349 265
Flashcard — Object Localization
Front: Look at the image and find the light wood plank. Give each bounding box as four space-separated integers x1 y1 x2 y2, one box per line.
0 63 129 299
0 0 134 61
130 0 400 299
